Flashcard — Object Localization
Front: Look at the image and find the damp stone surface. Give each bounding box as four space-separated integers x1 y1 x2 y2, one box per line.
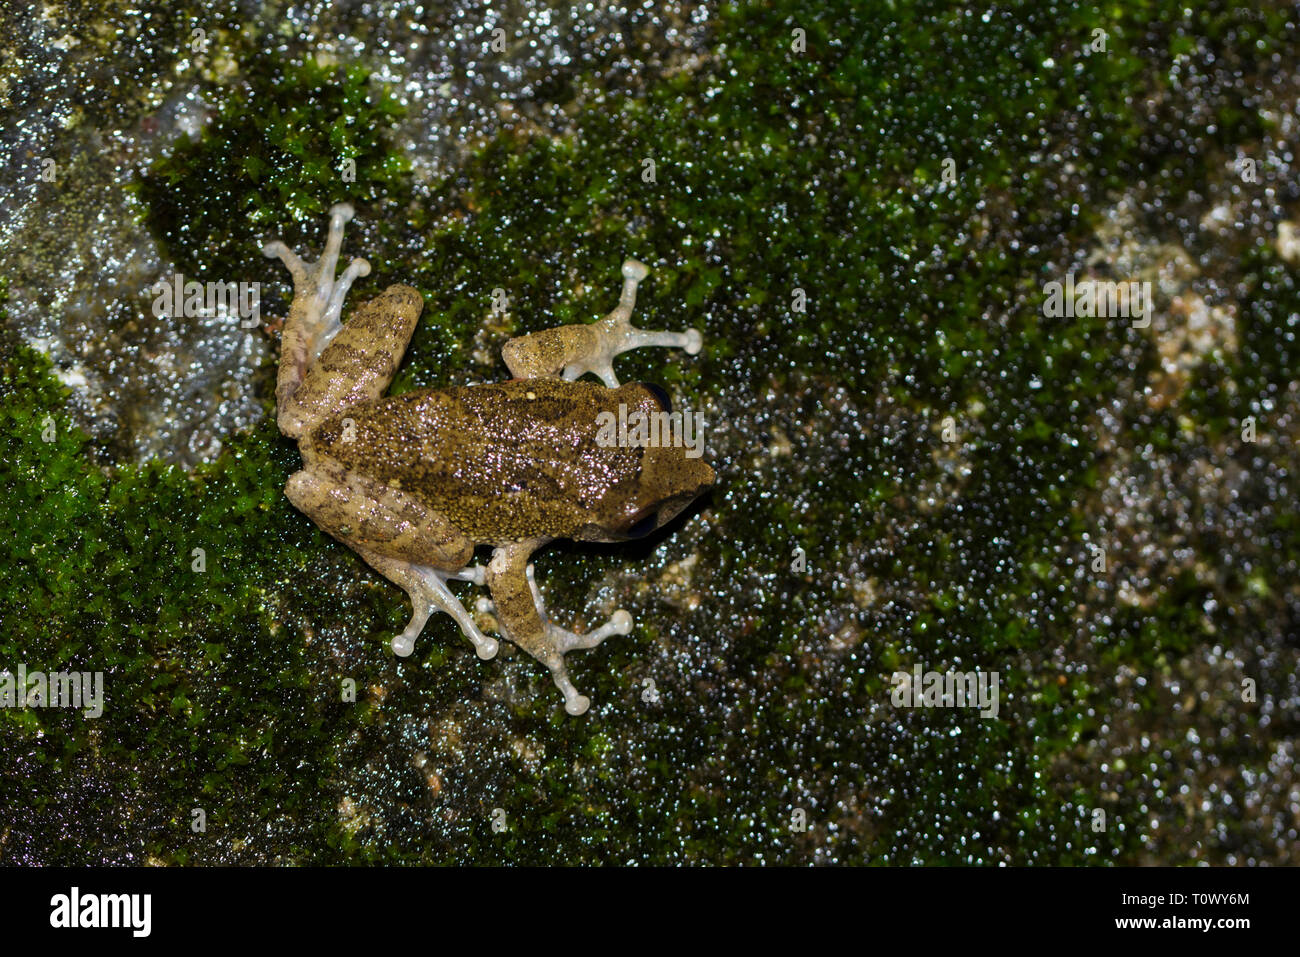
1 0 1298 864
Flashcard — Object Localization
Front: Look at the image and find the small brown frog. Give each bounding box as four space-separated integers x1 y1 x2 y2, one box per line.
263 204 714 715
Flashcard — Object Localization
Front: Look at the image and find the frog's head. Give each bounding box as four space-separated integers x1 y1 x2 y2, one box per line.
576 382 715 543
610 385 715 541
621 459 715 541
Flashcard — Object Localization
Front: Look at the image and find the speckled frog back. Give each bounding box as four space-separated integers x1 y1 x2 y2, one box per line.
310 377 661 542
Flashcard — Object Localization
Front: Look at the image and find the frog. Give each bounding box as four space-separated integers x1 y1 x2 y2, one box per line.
261 204 715 715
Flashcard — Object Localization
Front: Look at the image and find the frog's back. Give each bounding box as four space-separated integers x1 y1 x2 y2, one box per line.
309 378 656 542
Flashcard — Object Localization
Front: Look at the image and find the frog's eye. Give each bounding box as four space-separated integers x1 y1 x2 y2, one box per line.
639 382 672 413
622 507 659 539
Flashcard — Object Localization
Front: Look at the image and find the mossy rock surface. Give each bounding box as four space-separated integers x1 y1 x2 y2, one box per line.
1 0 1298 864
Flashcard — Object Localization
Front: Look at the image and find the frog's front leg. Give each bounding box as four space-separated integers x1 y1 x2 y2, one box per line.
485 541 633 715
501 260 702 387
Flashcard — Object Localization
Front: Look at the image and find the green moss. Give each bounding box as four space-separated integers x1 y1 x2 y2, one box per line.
5 0 1298 864
136 57 410 279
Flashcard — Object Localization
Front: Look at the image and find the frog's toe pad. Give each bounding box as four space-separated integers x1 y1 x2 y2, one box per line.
541 656 593 716
385 564 499 661
537 610 633 715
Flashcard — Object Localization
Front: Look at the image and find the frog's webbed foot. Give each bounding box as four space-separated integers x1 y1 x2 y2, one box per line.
501 260 703 387
284 467 497 661
565 260 702 387
356 548 499 661
530 579 634 717
263 203 371 355
396 563 499 661
526 561 632 648
484 547 632 715
263 204 371 432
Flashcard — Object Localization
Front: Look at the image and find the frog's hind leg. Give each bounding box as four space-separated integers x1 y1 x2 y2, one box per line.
483 541 633 715
501 260 703 387
284 283 423 437
353 548 498 661
263 203 372 436
284 469 497 661
263 205 426 438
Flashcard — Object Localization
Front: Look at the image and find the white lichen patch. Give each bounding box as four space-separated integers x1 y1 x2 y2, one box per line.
1277 220 1300 264
1156 293 1237 377
1086 197 1239 406
851 576 878 610
337 795 373 836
